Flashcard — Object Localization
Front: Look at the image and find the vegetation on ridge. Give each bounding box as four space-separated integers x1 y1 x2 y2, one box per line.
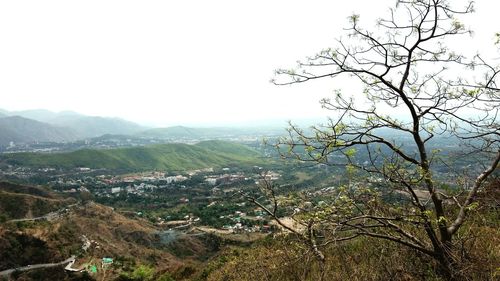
0 141 264 171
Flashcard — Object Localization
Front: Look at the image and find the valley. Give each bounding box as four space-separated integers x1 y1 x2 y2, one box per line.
2 0 499 279
0 134 497 281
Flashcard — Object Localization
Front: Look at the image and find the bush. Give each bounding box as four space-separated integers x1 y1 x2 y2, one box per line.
130 264 155 281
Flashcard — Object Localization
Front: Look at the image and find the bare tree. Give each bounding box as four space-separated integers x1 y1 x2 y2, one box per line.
251 0 499 279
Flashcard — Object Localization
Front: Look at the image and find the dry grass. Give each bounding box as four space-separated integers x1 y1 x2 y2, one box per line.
202 187 500 281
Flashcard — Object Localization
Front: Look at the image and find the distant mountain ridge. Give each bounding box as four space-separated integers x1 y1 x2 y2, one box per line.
0 116 78 146
0 108 147 140
49 115 145 138
1 109 81 123
0 140 264 171
0 109 286 147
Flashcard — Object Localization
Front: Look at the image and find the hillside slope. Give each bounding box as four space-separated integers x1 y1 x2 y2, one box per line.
0 141 264 171
0 182 225 280
1 109 73 123
49 115 146 138
0 116 78 146
0 109 147 139
0 182 73 221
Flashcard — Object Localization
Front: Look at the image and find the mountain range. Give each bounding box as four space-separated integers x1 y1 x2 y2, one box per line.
0 109 288 148
0 109 147 146
0 116 79 146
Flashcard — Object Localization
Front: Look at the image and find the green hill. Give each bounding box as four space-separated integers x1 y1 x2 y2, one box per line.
0 141 264 171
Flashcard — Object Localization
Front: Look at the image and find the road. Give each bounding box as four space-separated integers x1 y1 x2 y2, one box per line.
0 234 90 277
6 203 80 223
0 256 75 277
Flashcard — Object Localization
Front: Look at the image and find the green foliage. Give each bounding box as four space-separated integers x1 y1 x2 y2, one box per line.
345 148 357 157
0 141 264 171
117 264 156 281
466 202 479 211
156 273 175 281
130 264 155 281
345 164 357 176
192 203 240 228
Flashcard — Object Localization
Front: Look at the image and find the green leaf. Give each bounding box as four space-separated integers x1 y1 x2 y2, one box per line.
345 148 357 157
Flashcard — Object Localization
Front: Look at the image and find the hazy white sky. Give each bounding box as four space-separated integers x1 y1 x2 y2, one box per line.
0 0 498 126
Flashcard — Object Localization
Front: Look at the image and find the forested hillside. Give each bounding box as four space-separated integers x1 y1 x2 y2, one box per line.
0 141 263 171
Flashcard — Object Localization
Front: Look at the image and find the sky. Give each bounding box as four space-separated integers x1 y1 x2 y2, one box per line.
0 0 498 127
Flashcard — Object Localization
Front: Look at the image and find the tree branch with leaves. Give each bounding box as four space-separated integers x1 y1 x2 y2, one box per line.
258 0 499 279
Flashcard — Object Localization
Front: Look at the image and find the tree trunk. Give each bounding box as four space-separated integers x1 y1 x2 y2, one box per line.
434 241 465 281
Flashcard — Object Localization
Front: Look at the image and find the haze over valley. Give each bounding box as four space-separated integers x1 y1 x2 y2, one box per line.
0 108 291 153
0 0 498 280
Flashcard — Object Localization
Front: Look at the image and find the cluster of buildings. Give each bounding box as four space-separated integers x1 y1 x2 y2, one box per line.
218 208 273 233
62 186 90 194
205 173 248 186
0 168 27 179
102 172 187 184
96 182 182 197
